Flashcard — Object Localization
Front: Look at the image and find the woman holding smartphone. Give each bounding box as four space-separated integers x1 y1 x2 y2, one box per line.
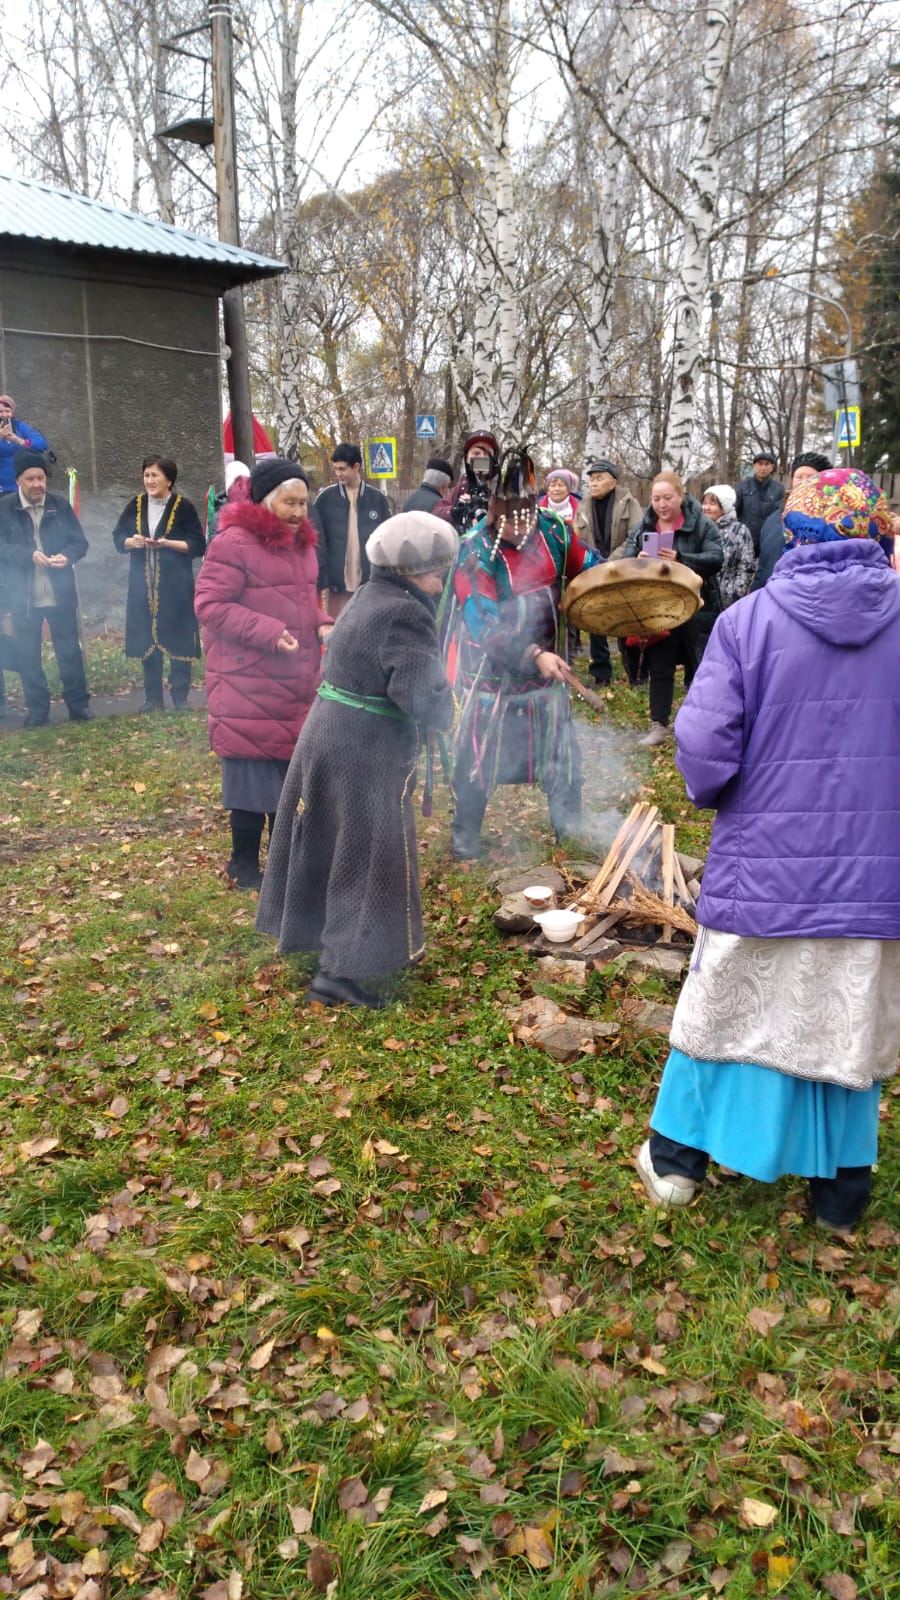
112 455 206 711
619 472 723 747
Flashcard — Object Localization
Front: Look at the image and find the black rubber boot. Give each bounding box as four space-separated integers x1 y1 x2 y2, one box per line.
226 810 265 890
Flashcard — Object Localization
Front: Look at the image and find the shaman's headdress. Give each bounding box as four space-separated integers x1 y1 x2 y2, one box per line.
488 447 538 556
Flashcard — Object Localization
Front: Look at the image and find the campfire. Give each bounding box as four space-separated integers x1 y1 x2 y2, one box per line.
567 802 698 952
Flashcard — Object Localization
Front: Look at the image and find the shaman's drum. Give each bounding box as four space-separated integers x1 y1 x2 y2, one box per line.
562 557 702 638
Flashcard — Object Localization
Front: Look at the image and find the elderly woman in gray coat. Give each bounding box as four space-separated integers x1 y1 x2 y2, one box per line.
256 512 458 1008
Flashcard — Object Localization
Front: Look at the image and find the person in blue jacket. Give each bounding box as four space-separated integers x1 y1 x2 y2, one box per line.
0 394 50 495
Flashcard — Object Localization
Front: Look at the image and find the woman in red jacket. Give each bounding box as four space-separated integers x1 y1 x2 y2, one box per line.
194 458 333 888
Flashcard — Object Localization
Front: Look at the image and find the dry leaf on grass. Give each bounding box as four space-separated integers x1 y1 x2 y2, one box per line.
821 1578 858 1600
738 1496 778 1528
418 1488 448 1514
248 1337 276 1370
141 1481 185 1528
306 1545 338 1591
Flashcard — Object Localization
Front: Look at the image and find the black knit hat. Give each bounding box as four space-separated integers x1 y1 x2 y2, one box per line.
14 447 49 479
790 450 831 475
250 457 308 504
425 455 454 478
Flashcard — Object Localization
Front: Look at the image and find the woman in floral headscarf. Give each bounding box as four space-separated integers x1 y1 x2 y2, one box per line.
636 469 900 1236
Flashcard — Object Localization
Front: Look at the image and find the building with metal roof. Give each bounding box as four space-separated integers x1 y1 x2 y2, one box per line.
0 175 285 629
0 173 284 289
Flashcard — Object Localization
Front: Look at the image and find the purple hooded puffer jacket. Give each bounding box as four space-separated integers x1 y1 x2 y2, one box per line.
674 540 900 938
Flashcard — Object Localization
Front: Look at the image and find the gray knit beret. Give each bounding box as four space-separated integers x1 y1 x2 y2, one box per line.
366 512 459 576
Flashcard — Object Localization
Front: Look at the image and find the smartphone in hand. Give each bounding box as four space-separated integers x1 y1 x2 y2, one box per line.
641 531 661 558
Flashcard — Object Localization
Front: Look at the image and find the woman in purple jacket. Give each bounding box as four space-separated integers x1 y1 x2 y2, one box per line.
637 468 900 1235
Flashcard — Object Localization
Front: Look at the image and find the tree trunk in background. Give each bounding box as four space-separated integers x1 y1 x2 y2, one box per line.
583 2 636 463
661 1 734 474
792 135 827 461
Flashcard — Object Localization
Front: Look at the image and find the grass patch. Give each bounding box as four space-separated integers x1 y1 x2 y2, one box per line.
0 661 896 1598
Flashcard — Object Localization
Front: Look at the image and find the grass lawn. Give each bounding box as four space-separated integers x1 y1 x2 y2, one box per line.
0 676 897 1600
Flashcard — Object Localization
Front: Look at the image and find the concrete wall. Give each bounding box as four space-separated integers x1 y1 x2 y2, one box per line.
0 246 225 631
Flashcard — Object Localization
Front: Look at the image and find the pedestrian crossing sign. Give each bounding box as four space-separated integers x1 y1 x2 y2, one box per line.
416 414 436 438
366 437 397 479
835 406 861 447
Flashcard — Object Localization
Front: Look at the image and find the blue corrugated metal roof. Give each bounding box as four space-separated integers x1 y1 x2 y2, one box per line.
0 173 284 284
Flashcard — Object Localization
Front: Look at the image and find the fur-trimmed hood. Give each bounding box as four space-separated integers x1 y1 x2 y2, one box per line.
216 498 317 550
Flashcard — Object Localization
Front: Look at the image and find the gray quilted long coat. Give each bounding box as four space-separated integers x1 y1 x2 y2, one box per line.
255 568 454 979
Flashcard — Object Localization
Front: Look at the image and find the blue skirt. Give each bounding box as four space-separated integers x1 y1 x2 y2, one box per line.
651 1048 881 1183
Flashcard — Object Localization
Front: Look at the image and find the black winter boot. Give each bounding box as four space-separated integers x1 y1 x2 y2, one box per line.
226 809 265 890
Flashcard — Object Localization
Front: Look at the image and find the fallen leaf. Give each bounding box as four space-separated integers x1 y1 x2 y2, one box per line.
141 1481 185 1528
137 1517 166 1552
418 1487 449 1514
747 1306 785 1336
821 1578 858 1600
306 1546 337 1591
767 1551 796 1591
18 1135 60 1162
248 1337 276 1370
523 1525 554 1569
289 1505 313 1534
739 1496 778 1529
661 1539 692 1575
337 1475 368 1511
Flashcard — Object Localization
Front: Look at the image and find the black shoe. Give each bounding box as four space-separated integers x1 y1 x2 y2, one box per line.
23 713 49 728
170 700 191 712
307 972 385 1009
69 708 94 722
140 701 164 714
451 832 483 861
226 858 262 891
589 674 612 688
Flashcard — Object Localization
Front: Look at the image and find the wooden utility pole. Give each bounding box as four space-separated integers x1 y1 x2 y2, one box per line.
209 0 255 468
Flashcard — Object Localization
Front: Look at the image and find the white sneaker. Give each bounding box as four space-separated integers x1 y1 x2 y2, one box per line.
638 722 670 748
636 1139 697 1207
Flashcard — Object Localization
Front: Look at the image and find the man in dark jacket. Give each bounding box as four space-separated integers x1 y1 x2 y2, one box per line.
574 458 642 685
402 456 454 513
752 451 831 591
734 451 784 556
313 443 391 618
0 448 91 726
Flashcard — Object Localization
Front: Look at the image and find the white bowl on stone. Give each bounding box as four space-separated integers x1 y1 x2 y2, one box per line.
522 884 555 910
532 908 585 943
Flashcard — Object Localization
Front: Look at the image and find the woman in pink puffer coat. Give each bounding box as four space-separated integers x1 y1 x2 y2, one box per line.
194 458 332 888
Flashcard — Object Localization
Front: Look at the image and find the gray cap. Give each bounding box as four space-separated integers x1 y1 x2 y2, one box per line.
366 512 459 576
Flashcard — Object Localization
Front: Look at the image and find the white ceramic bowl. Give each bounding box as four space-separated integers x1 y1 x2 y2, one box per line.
522 884 555 909
533 908 585 943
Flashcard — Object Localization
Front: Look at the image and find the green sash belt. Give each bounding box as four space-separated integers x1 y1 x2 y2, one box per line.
317 681 409 722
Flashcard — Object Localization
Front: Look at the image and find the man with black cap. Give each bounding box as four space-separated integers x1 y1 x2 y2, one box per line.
313 443 392 621
0 448 91 726
734 451 784 557
403 456 455 514
574 458 642 686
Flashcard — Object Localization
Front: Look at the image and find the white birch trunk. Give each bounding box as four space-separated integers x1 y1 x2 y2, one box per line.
583 1 637 464
660 1 734 474
491 0 521 437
